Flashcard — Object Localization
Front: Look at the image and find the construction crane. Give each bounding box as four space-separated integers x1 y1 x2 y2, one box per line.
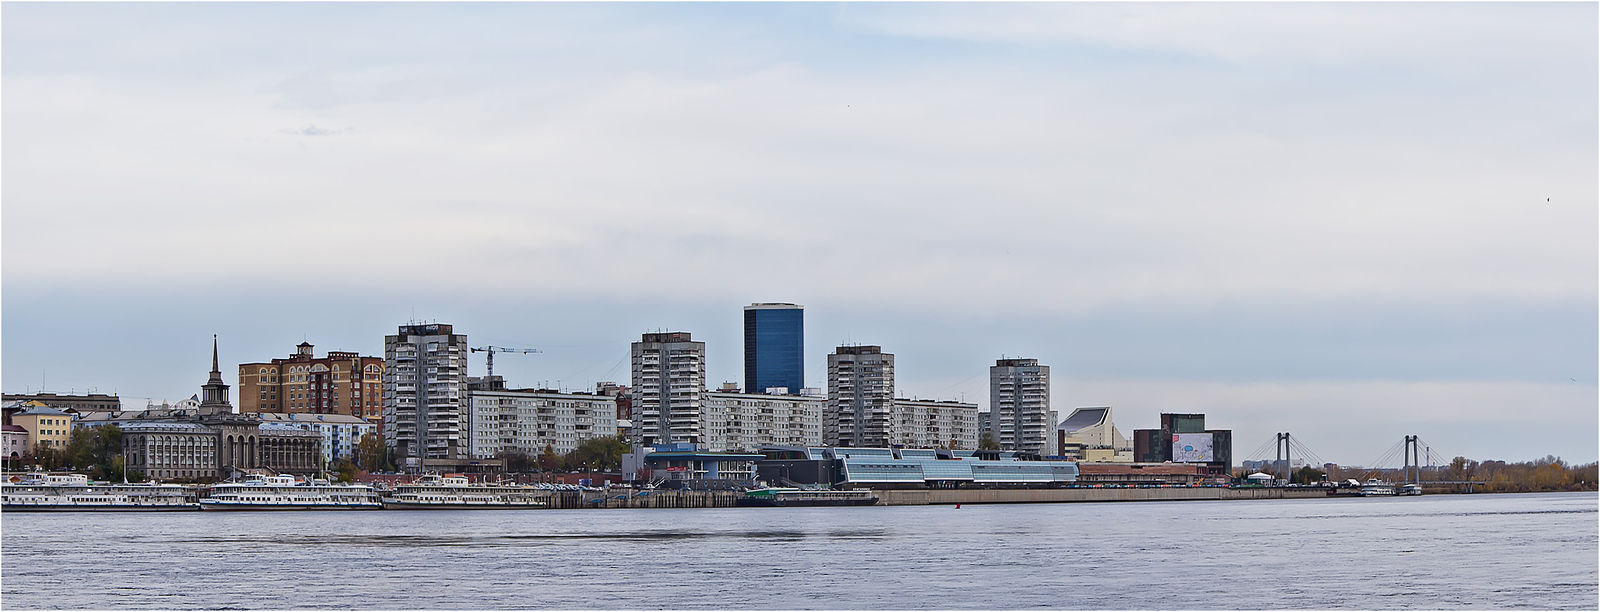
469 345 542 378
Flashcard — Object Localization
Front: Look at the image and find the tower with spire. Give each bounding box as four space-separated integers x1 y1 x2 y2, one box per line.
198 334 234 416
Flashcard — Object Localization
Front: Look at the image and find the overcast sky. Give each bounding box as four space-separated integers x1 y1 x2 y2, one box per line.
4 2 1595 465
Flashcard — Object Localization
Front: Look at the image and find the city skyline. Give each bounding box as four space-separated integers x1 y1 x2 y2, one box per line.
3 2 1596 465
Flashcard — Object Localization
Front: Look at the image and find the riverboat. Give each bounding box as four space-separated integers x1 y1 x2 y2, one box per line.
1359 478 1398 496
736 487 879 507
1401 483 1424 496
198 475 382 510
381 474 551 509
2 474 199 511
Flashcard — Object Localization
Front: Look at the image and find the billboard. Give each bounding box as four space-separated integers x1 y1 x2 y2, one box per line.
1172 433 1214 462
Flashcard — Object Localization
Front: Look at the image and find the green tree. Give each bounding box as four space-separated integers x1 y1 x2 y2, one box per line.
563 435 629 472
333 458 359 483
978 433 1000 451
355 433 388 472
1291 465 1326 485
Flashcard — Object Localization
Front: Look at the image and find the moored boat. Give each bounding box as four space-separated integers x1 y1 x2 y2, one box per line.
2 474 199 511
381 474 551 509
199 475 382 510
736 487 879 507
1359 478 1398 496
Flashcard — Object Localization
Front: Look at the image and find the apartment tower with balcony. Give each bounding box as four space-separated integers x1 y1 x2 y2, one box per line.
989 358 1052 455
631 332 706 447
827 345 895 447
383 323 469 470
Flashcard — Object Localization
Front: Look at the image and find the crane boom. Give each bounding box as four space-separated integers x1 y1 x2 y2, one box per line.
469 345 542 378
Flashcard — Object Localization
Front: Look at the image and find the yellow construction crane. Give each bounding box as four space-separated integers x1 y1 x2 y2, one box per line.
470 345 541 378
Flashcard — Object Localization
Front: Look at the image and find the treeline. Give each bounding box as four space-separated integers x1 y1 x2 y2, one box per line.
20 425 144 482
1444 455 1598 493
497 435 631 474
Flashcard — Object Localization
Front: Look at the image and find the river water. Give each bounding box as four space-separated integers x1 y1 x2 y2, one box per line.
2 492 1595 609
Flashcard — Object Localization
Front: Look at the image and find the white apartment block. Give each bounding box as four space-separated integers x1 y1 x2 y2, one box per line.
632 332 706 447
701 391 824 451
890 398 980 450
259 412 376 465
990 358 1052 454
384 323 470 466
468 386 619 458
827 345 895 447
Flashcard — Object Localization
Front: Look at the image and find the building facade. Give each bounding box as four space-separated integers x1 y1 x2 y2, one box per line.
467 378 620 458
989 358 1051 454
3 425 29 464
889 398 980 450
1056 406 1133 462
826 345 895 447
702 391 825 451
12 404 73 450
238 342 384 425
258 412 376 465
2 392 122 413
384 323 470 469
744 303 804 395
631 332 706 447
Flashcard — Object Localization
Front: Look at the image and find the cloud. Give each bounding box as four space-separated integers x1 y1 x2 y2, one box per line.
281 124 349 137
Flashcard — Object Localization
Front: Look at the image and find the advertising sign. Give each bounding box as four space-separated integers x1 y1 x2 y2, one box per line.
1172 433 1214 462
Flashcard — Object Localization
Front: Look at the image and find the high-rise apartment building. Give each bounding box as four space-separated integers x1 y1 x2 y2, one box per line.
744 303 804 394
238 342 384 424
631 332 706 446
384 323 469 469
827 345 895 447
989 358 1051 454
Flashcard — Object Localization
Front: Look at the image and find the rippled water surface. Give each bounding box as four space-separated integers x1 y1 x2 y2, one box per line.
3 492 1595 609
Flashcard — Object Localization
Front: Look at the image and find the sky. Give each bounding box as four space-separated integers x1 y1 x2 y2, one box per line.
3 2 1595 466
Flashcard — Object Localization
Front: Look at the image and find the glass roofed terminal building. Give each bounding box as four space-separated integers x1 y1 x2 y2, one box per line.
756 446 1078 489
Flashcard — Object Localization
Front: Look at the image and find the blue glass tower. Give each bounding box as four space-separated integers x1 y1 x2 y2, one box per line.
744 303 804 395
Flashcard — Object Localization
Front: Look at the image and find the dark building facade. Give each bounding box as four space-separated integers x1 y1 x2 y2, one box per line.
1 392 122 414
1133 413 1232 477
744 303 804 395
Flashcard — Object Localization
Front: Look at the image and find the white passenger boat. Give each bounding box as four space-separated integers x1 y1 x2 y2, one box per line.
1359 478 1398 496
2 474 199 511
1401 483 1424 496
381 474 550 509
199 475 382 510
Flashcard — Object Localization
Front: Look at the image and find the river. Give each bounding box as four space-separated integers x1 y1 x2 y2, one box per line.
2 491 1595 609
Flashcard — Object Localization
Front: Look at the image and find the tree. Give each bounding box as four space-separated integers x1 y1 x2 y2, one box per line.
498 450 534 473
333 459 359 483
978 433 1000 451
537 444 561 473
563 435 629 472
356 433 389 472
1291 465 1326 485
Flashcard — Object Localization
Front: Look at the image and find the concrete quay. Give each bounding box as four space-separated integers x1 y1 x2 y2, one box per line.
875 486 1330 505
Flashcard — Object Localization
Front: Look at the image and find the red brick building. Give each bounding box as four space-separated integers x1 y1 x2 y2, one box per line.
238 343 384 428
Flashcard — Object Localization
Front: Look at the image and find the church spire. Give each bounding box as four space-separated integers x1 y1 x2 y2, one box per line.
199 333 233 416
211 334 221 380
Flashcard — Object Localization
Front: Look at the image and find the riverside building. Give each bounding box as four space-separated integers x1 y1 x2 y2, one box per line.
237 342 384 426
826 345 895 447
632 332 706 447
702 387 825 451
889 398 980 450
466 376 619 458
384 323 470 471
743 303 804 395
1 392 122 414
988 358 1054 455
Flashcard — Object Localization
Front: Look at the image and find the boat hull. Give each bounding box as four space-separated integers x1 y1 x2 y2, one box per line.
381 501 549 510
198 501 383 511
736 495 880 507
2 503 200 512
